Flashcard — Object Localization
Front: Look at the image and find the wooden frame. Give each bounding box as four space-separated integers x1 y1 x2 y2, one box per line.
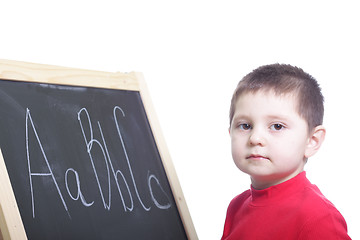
0 59 197 240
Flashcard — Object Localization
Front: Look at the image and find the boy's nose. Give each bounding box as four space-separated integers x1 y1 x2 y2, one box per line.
248 128 266 146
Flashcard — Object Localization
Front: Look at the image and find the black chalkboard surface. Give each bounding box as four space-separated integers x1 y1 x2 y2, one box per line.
0 60 196 240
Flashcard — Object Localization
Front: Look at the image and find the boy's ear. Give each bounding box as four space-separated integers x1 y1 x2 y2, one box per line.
305 125 326 158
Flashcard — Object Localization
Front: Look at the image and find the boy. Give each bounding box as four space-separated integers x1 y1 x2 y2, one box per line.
221 64 351 239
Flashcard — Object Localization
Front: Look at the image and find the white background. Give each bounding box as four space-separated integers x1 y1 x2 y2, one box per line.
1 1 359 239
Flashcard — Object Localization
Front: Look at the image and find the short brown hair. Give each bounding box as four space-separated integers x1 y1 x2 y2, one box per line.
229 64 324 131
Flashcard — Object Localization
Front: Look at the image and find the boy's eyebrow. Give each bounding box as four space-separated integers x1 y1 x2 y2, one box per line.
266 114 289 119
232 114 293 123
232 114 251 121
265 114 292 121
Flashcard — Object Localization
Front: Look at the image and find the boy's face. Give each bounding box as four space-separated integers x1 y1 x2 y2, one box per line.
230 91 312 189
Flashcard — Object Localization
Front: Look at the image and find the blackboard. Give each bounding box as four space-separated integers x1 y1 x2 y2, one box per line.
0 60 197 240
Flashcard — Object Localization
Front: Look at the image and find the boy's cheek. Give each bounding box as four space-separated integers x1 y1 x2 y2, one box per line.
231 147 246 165
231 144 245 160
230 134 246 146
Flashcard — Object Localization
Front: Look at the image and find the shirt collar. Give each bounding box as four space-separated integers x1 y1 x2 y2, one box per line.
250 171 311 206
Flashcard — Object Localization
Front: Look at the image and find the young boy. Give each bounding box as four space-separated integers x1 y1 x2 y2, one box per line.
221 64 351 239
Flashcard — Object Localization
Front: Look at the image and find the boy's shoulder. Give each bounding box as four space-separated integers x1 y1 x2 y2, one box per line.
224 189 251 220
298 183 345 221
227 189 251 209
297 184 350 238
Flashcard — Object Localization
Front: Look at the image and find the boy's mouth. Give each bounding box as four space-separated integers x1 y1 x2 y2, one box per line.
246 154 270 161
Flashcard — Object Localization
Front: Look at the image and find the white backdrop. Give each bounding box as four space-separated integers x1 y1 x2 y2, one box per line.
1 1 359 239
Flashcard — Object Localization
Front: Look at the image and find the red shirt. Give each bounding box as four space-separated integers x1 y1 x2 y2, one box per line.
221 172 351 239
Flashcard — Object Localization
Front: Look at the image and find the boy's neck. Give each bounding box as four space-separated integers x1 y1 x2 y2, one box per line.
250 169 304 190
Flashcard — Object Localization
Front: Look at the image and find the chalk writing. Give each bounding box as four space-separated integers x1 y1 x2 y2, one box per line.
65 168 94 207
25 108 70 218
78 108 112 210
113 106 151 211
25 106 171 219
148 172 172 209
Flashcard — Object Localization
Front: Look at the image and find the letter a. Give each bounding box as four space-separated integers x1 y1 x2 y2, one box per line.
26 108 70 218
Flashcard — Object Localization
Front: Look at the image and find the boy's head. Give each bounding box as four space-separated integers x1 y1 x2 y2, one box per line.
229 63 324 132
229 64 326 189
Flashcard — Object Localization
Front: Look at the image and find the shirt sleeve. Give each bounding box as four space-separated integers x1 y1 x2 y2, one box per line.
221 197 237 239
221 191 251 240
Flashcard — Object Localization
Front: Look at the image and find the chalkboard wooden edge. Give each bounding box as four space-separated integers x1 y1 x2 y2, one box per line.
136 73 198 240
0 59 140 91
0 149 28 240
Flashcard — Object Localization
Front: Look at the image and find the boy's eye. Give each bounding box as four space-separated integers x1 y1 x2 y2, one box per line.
238 123 252 130
270 123 284 131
